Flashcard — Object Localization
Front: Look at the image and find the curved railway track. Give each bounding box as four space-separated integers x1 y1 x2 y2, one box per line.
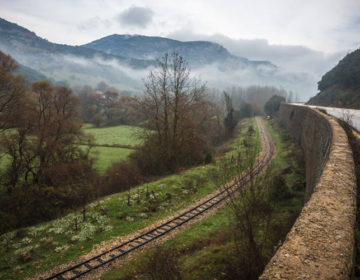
45 117 274 280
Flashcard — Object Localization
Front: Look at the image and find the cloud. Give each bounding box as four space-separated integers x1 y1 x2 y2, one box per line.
77 17 113 31
1 0 359 52
190 62 317 101
168 30 347 89
117 6 154 28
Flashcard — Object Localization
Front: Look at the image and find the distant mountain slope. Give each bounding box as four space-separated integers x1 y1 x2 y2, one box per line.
0 17 315 95
14 62 48 82
0 18 154 90
0 18 151 68
308 48 360 108
82 34 274 68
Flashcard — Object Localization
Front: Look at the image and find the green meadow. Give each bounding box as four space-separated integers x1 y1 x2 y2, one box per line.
79 145 133 175
82 125 146 174
83 125 144 148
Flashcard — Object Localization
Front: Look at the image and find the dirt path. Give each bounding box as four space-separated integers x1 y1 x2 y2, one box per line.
32 117 276 280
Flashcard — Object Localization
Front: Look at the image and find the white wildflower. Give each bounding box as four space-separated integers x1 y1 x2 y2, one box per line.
158 184 166 189
104 225 113 232
71 235 80 242
54 245 69 252
139 213 148 219
126 216 134 222
40 237 53 243
14 245 33 255
21 237 32 245
71 223 96 241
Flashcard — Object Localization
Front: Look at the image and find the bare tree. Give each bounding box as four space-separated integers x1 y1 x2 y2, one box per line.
223 91 237 138
0 51 27 131
0 80 93 191
215 129 274 279
136 53 208 173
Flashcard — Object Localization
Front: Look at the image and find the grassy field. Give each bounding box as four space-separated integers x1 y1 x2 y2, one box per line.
100 118 306 280
83 125 144 148
0 125 144 176
82 125 145 174
0 118 260 280
80 145 133 175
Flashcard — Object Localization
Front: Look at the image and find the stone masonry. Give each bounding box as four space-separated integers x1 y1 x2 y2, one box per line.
260 104 357 280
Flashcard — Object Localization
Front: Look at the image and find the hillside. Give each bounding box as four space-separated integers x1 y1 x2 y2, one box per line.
308 48 360 108
82 34 273 68
0 18 153 90
0 17 315 93
14 62 49 83
0 18 151 68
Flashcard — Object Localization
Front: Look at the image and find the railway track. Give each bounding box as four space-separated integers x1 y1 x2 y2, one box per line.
45 117 274 280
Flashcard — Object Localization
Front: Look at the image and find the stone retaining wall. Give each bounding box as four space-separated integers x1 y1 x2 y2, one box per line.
279 104 333 201
260 104 357 280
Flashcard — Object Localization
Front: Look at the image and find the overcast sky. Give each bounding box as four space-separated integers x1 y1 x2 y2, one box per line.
1 0 359 79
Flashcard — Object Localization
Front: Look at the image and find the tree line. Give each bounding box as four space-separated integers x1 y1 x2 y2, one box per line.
0 52 96 232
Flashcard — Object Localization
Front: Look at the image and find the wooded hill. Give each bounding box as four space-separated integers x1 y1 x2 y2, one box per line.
308 48 360 108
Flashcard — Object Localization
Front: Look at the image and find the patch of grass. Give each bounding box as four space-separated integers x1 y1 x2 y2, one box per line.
101 118 306 280
80 125 146 174
83 125 144 147
80 146 133 174
0 119 260 280
0 125 142 176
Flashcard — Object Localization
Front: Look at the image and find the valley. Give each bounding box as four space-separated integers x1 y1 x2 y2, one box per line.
0 4 359 280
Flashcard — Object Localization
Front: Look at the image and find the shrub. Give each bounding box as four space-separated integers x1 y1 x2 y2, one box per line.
269 175 292 202
0 181 96 234
144 248 182 280
131 131 207 176
204 151 213 164
104 161 145 195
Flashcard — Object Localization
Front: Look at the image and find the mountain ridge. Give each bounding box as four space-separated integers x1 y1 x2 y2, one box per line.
82 33 275 68
0 18 153 68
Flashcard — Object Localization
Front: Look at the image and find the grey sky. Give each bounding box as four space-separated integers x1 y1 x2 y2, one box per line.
0 0 359 82
1 0 359 51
